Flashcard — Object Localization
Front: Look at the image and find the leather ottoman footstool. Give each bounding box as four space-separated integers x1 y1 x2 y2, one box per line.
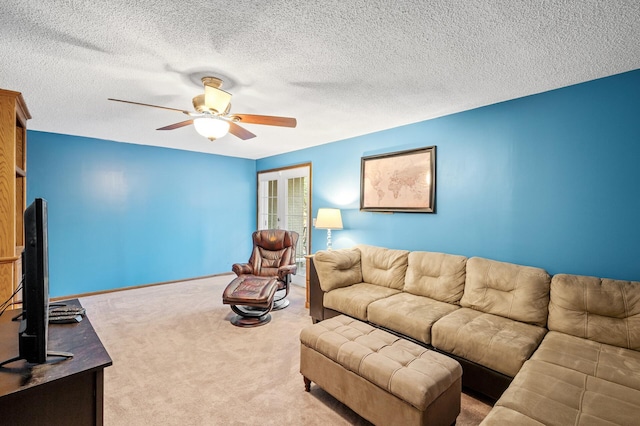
222 275 279 327
300 315 462 426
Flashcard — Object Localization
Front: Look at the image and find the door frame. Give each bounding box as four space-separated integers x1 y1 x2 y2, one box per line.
256 162 312 281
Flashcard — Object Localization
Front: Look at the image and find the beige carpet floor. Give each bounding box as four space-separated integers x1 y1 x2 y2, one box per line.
79 275 492 425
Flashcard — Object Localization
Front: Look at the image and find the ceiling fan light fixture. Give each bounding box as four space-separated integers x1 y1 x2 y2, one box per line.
109 75 295 142
193 116 230 141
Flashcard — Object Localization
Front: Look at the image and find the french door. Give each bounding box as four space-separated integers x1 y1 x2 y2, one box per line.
257 164 311 285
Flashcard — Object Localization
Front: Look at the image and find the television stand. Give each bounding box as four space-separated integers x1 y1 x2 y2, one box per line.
0 299 112 425
0 350 73 368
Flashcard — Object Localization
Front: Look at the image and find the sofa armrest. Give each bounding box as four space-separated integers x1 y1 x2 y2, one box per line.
232 263 253 276
314 248 363 291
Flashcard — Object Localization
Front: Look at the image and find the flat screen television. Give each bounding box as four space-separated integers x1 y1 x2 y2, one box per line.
18 197 50 364
0 198 72 368
0 198 51 367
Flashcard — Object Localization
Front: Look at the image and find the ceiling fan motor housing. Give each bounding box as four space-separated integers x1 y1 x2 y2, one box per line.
201 76 223 89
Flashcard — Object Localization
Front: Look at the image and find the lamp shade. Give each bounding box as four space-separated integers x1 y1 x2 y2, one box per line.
193 116 230 140
315 208 343 230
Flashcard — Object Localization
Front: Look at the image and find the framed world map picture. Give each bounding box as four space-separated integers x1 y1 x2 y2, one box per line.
360 146 436 213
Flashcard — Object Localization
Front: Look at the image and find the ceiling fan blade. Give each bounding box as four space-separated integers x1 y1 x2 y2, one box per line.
108 98 191 115
231 114 297 128
228 122 256 140
157 119 194 130
204 86 232 113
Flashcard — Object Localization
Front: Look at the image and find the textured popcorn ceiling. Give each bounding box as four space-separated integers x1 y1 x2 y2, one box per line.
1 1 639 159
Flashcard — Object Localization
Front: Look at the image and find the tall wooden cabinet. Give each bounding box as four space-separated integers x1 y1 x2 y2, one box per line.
0 88 31 306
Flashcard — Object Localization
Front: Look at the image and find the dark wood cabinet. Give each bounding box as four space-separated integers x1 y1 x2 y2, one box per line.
0 300 112 425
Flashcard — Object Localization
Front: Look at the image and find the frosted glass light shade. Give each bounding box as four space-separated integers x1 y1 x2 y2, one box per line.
204 85 232 113
193 117 230 140
315 208 343 230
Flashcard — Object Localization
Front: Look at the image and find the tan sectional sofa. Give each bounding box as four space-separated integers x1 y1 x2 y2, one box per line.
308 244 640 424
482 274 640 425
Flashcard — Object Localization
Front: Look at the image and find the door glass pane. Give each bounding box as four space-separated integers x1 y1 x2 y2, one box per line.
259 179 278 229
268 180 278 229
286 176 308 272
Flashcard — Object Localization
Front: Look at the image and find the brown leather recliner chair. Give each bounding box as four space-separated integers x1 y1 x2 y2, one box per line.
232 229 299 309
223 229 299 326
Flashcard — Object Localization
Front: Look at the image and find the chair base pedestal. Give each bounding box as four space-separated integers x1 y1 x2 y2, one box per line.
230 313 272 328
272 298 289 311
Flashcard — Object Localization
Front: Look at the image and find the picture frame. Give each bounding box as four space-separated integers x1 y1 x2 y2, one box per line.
360 146 436 213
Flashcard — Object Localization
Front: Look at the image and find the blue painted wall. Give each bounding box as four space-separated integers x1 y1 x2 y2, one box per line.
25 69 640 298
258 69 640 281
27 132 256 297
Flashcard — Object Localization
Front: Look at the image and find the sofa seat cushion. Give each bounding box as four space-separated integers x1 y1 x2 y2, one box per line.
480 406 545 425
367 293 459 345
404 251 467 304
356 245 409 290
531 331 640 391
324 283 400 321
460 257 551 327
481 359 640 426
431 308 546 377
548 273 640 350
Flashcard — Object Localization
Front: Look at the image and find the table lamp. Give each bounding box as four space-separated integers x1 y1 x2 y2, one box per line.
315 208 343 250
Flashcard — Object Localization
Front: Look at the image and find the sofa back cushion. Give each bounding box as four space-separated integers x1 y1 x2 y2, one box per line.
548 274 640 350
313 248 363 292
460 257 551 326
404 251 467 304
356 245 409 290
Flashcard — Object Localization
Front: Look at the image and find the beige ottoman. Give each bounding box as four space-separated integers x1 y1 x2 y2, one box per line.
300 315 462 426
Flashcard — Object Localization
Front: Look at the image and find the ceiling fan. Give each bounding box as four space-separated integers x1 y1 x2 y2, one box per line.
108 77 297 141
